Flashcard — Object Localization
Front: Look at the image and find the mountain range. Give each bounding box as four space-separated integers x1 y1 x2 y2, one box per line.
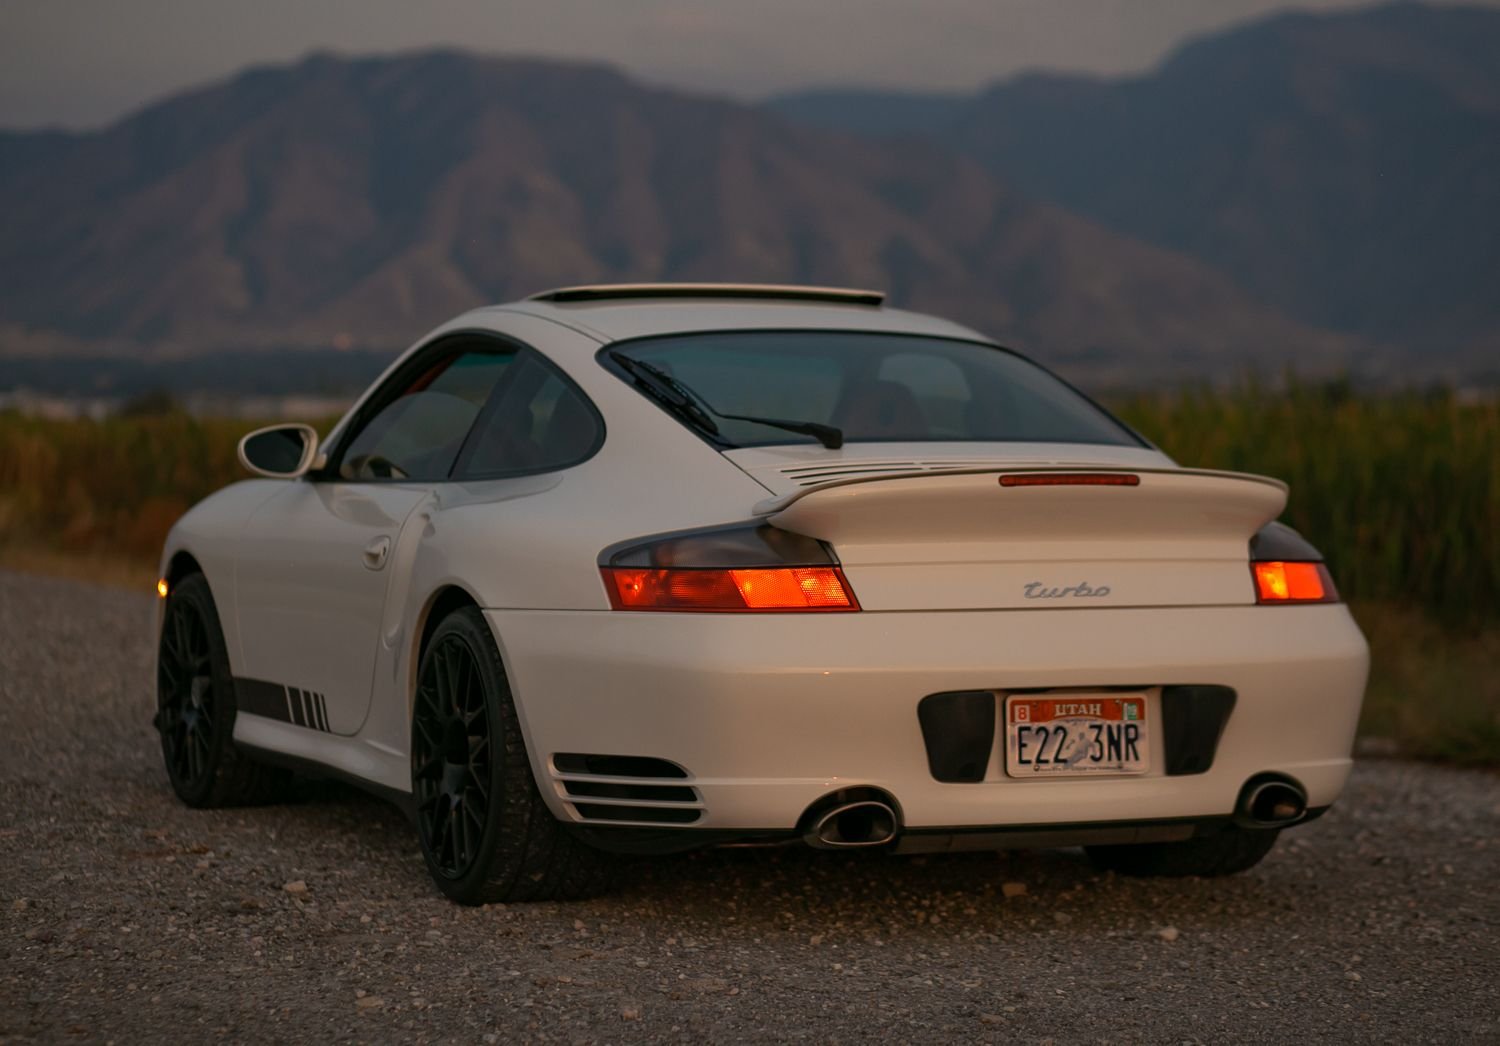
773 2 1500 376
2 3 1495 387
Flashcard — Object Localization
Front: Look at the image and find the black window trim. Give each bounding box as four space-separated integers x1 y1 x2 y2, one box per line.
596 327 1150 452
318 328 605 484
450 346 607 482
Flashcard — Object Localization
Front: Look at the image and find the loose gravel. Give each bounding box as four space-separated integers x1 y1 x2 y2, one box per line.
1 570 1497 1043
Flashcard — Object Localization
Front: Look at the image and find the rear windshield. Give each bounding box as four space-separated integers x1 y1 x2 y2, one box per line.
605 331 1140 448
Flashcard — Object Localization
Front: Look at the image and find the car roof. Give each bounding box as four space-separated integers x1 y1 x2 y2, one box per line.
475 283 993 346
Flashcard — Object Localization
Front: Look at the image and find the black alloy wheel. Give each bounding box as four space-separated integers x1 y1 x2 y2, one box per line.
157 589 216 789
155 572 286 807
411 632 493 880
409 606 613 904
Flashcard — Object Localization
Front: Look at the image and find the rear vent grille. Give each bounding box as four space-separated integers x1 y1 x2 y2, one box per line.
563 780 697 803
777 459 1032 487
553 753 688 778
551 753 702 825
571 803 701 824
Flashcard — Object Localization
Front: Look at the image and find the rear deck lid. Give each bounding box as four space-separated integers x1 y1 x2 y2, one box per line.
754 465 1287 611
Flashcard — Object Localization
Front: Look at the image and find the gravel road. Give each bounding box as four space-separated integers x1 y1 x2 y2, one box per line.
1 570 1497 1044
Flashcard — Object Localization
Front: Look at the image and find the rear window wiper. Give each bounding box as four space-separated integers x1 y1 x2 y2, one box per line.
608 351 844 450
609 351 723 440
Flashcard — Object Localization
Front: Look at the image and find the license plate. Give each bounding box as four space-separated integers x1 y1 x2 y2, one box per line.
1004 694 1149 777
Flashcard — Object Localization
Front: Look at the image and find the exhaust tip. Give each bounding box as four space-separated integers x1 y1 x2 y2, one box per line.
803 796 899 849
1237 776 1308 828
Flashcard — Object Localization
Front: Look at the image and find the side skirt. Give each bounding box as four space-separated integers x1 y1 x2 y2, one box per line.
236 738 417 825
232 711 411 815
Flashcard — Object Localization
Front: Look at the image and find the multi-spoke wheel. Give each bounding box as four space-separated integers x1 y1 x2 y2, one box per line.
412 633 493 879
155 573 286 807
411 606 613 904
158 588 216 788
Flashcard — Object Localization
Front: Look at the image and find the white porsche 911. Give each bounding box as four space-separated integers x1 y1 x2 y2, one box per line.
155 284 1369 904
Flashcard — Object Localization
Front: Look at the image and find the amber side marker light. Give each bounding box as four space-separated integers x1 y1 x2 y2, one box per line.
1252 561 1338 604
999 473 1140 487
156 578 169 598
602 566 859 612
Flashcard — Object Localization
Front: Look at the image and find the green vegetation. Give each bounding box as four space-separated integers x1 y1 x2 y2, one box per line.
0 411 264 560
1113 382 1499 629
1 386 1495 763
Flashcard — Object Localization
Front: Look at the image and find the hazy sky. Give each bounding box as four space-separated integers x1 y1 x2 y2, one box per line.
2 0 1494 129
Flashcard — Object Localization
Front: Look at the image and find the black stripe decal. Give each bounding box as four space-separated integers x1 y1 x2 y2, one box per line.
234 678 330 733
237 678 292 720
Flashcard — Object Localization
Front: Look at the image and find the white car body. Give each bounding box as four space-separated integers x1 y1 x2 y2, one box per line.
158 286 1368 858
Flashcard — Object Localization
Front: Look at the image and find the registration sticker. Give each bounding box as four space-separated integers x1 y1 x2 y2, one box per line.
1004 694 1150 777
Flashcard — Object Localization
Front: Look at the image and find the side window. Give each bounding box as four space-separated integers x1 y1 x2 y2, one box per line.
339 349 515 481
458 353 602 477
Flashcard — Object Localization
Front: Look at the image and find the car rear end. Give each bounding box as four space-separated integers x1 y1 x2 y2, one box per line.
499 466 1366 848
493 301 1369 863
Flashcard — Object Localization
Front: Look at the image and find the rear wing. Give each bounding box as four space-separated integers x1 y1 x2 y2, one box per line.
756 467 1288 550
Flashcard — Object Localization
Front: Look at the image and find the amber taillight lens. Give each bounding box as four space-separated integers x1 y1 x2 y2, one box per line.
1252 561 1339 604
601 566 858 611
599 522 860 612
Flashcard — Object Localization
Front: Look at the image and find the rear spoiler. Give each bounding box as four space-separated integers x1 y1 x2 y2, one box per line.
753 466 1285 516
755 466 1289 550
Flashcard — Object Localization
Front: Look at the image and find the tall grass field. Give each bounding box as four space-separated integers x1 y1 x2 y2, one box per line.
2 386 1496 762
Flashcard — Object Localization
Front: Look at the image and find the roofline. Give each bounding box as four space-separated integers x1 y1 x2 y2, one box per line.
526 283 886 307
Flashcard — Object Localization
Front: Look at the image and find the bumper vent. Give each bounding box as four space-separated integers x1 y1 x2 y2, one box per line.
551 753 702 825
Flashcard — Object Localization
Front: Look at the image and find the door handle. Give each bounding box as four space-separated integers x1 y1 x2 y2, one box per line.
362 536 391 570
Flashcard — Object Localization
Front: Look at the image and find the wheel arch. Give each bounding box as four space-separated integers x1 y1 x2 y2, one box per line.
409 583 486 710
164 549 205 586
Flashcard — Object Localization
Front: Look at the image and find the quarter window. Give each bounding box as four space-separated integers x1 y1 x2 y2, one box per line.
458 355 603 477
339 350 515 481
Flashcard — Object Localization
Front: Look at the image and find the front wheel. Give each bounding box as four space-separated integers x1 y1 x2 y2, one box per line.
155 573 287 806
1086 826 1280 878
411 606 613 904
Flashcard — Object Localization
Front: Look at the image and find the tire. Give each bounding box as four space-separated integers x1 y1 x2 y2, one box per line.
156 572 289 807
1086 826 1280 878
411 606 613 904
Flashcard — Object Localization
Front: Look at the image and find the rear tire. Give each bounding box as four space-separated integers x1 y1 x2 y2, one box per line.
1086 827 1280 878
155 573 289 807
411 606 613 904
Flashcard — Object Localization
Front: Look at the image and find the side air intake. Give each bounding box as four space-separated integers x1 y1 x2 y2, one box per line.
551 753 703 825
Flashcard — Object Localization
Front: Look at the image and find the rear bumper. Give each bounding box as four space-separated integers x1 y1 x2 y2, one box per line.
486 604 1368 836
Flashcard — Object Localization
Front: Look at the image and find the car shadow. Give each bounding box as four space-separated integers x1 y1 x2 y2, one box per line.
268 775 1302 931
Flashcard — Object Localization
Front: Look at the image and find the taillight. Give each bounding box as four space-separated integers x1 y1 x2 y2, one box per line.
1252 560 1339 604
602 566 857 611
599 522 860 612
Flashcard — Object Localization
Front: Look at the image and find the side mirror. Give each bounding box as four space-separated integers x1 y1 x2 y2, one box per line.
238 423 321 479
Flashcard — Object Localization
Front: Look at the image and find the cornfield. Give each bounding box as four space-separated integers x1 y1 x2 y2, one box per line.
1114 383 1499 628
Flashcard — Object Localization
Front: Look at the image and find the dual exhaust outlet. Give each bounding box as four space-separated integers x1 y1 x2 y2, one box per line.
803 795 899 849
800 774 1307 849
1235 776 1309 828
